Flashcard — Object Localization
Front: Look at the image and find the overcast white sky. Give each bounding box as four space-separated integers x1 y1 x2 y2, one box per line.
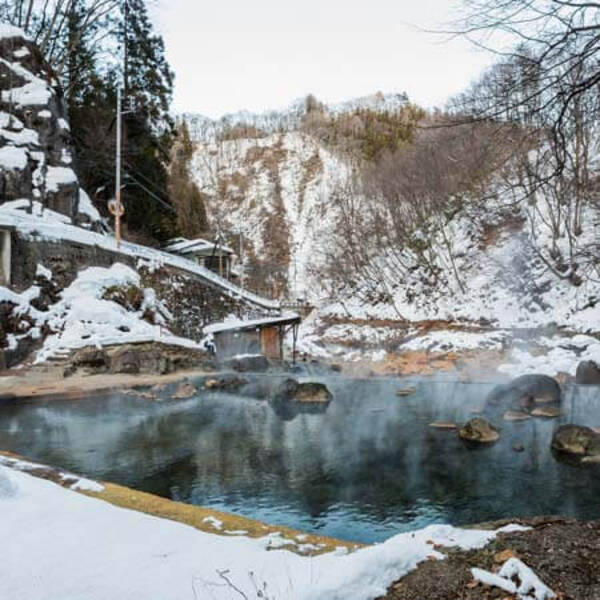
152 0 495 118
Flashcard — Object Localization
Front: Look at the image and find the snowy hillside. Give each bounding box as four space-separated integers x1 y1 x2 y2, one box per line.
297 189 600 376
187 96 600 377
190 131 350 301
0 26 283 368
184 92 408 142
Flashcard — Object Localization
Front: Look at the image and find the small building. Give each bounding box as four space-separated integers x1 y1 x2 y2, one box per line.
164 237 236 280
204 314 301 362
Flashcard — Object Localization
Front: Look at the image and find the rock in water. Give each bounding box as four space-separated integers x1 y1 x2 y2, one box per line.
551 425 600 457
204 375 247 390
531 407 561 418
487 374 561 412
575 360 600 385
292 382 333 403
503 411 531 422
459 418 500 443
171 382 197 400
273 378 333 404
396 387 416 397
429 421 457 430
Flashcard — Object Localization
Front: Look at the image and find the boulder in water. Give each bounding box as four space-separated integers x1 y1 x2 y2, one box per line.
551 425 600 457
171 381 197 400
531 406 561 418
459 418 500 443
396 387 417 397
487 374 561 411
429 421 457 430
204 375 247 390
575 360 600 385
273 378 333 404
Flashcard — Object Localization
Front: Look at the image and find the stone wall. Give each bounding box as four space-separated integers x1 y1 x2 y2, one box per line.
3 234 276 366
10 234 135 292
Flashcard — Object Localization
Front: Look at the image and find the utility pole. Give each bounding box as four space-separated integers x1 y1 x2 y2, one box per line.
115 86 122 249
114 1 128 250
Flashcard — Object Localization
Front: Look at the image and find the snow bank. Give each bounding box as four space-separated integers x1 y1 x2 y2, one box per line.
0 145 28 170
472 558 555 599
0 261 200 363
0 455 105 494
398 329 510 353
45 165 77 192
0 464 530 600
34 263 199 363
77 189 101 222
498 334 600 377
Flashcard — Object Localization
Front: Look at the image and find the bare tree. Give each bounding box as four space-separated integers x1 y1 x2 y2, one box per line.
0 0 119 78
452 0 600 165
321 120 514 310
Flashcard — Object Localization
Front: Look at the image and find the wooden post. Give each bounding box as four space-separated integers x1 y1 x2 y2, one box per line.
278 325 284 361
292 323 298 364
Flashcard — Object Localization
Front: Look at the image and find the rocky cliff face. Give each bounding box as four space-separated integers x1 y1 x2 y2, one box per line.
0 25 102 229
189 131 349 302
185 94 409 303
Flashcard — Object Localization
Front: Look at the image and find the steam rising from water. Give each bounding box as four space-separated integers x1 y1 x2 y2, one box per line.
0 376 598 543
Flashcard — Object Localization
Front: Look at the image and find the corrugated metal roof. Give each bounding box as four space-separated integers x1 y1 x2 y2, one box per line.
164 237 235 255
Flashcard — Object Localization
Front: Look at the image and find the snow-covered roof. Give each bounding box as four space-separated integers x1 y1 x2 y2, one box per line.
0 25 29 41
164 237 235 256
204 313 301 334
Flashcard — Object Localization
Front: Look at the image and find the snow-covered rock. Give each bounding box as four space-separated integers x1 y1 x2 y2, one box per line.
0 26 106 231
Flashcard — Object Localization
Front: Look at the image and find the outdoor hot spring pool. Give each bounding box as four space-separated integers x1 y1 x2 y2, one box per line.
1 376 599 543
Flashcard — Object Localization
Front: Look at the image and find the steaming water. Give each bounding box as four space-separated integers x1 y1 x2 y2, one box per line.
1 376 599 543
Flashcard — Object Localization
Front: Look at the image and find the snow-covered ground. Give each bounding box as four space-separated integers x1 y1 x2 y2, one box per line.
295 318 600 378
0 463 536 600
2 259 204 363
292 193 600 376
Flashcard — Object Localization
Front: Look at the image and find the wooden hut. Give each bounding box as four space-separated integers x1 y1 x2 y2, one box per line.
204 314 301 361
164 237 236 280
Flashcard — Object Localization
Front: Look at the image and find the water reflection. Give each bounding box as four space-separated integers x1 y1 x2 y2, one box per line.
0 378 599 543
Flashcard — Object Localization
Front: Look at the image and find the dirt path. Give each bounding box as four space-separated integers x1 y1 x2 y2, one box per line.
0 366 212 401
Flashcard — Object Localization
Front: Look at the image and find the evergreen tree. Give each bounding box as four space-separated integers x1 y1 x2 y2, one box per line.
168 120 209 238
119 0 177 241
